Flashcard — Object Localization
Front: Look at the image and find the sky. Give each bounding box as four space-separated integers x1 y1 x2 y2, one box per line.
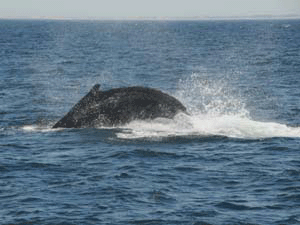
1 0 300 19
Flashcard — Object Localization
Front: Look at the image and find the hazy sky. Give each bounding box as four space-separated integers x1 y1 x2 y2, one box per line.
1 0 300 19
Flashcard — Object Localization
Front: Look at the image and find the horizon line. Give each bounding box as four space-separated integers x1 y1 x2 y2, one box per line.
0 14 300 21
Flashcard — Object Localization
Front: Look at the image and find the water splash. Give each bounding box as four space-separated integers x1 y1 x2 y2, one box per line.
175 73 247 117
116 113 300 140
116 73 300 140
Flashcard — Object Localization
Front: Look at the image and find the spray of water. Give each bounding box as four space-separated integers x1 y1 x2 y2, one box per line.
117 73 300 139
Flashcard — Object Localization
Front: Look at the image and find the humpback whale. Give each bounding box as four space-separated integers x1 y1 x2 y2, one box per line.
52 84 187 128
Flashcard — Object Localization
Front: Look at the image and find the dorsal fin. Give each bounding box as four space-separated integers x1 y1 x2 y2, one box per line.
90 84 100 96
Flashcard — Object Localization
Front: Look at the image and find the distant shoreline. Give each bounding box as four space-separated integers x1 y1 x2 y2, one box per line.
0 15 300 21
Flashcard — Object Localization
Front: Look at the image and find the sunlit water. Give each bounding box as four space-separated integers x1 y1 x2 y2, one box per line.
1 19 300 225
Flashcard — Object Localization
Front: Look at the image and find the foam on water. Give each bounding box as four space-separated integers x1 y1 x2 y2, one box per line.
22 125 57 132
117 113 300 139
22 114 300 140
117 73 300 140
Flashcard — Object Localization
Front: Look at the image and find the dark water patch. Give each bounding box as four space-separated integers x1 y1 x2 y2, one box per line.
28 162 54 169
274 178 295 187
112 188 141 203
193 222 213 225
46 177 85 189
290 159 300 166
58 60 77 65
283 169 300 176
86 175 105 182
224 180 240 187
3 220 37 225
226 160 257 167
216 202 262 211
0 164 7 171
114 172 131 179
280 186 300 192
0 143 31 150
109 150 131 159
252 58 273 66
8 209 42 217
261 146 290 151
0 110 10 115
61 203 82 210
232 222 259 225
94 203 109 210
153 173 179 184
78 185 141 204
42 221 77 225
265 204 286 210
117 165 136 171
187 210 218 218
175 166 200 172
3 161 62 172
129 219 166 225
253 188 272 194
132 148 179 159
130 219 194 225
0 193 20 200
275 216 300 225
19 197 42 203
278 193 300 202
148 190 176 204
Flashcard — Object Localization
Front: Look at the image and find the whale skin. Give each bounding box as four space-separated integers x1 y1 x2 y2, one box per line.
52 84 187 128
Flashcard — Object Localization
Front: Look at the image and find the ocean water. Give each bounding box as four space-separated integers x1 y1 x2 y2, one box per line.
0 19 300 225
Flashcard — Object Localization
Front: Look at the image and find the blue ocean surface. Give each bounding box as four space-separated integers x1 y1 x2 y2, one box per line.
0 19 300 225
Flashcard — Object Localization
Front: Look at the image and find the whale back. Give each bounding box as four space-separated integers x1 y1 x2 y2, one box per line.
52 84 101 128
52 85 187 128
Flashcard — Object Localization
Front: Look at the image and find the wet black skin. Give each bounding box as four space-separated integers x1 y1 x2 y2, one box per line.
52 84 187 128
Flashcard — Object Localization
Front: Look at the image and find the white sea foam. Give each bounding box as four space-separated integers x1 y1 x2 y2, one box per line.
22 125 57 132
21 114 300 140
116 113 300 139
116 73 300 140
